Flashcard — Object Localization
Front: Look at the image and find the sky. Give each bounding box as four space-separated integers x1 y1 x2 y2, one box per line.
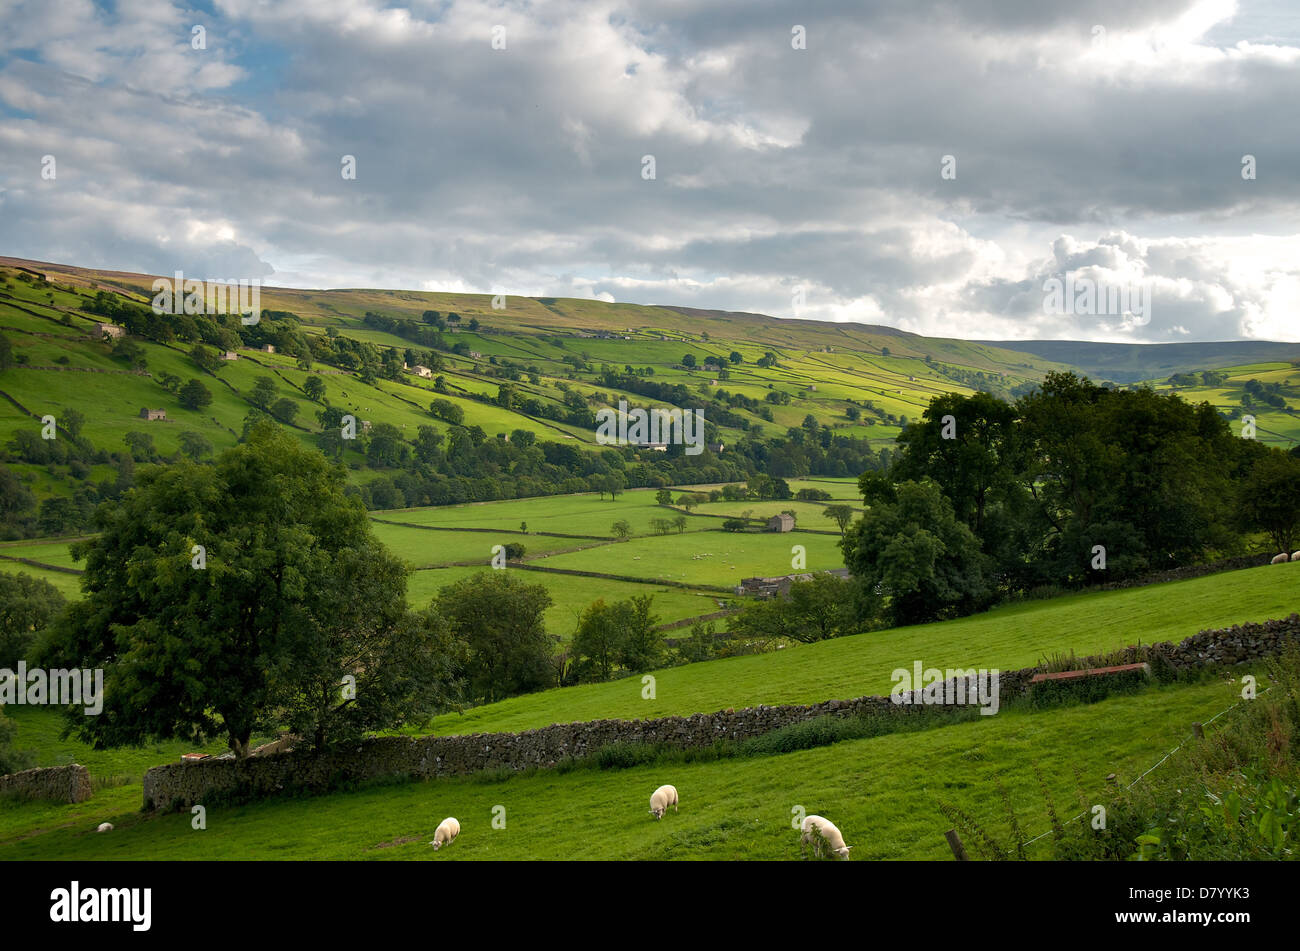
1 0 1298 343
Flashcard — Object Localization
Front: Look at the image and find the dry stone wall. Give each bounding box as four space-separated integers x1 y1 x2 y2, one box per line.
0 764 93 803
141 613 1300 813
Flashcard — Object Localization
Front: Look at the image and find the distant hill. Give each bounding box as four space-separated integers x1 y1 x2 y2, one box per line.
978 339 1300 384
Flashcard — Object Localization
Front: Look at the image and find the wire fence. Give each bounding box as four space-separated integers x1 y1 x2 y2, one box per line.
1011 686 1269 854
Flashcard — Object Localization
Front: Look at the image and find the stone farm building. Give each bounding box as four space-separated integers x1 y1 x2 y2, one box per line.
736 568 850 598
411 365 433 379
765 513 795 532
93 322 125 339
139 408 167 421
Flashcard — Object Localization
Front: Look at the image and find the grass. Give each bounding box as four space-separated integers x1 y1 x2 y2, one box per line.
429 561 1300 735
405 565 727 632
531 528 845 586
0 674 1262 860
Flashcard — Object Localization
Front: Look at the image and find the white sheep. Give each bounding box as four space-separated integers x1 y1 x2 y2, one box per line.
430 816 460 851
800 815 852 860
1292 551 1300 562
649 784 679 819
96 822 113 833
1271 553 1290 564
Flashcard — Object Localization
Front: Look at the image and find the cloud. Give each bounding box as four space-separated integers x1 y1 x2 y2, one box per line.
0 0 1296 341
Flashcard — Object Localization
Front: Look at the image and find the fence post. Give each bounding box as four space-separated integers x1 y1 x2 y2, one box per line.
945 829 970 861
1192 722 1204 740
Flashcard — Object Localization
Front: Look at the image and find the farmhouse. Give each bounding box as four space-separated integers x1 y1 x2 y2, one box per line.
223 351 238 361
765 513 795 532
411 365 433 379
92 322 125 339
261 344 275 353
468 350 483 359
736 568 850 598
139 408 166 421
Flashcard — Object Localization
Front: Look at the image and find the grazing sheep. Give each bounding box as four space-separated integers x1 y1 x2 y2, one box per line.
1292 551 1300 562
96 822 113 833
800 815 852 860
649 784 679 819
1271 553 1290 565
430 817 460 851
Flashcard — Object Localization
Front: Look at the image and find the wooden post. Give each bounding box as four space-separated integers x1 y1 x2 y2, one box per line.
1192 722 1204 739
945 829 970 861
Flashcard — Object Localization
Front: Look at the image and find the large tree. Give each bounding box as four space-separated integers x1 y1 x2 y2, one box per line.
0 571 67 667
1238 449 1300 556
841 479 992 626
36 422 460 757
434 570 554 702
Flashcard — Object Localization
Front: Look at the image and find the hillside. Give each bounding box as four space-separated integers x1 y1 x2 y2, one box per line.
978 339 1300 384
425 561 1300 735
0 675 1258 860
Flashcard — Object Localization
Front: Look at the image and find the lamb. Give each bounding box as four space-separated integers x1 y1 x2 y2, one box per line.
649 784 679 819
429 816 460 851
800 815 852 860
1271 553 1290 564
1292 551 1300 562
96 822 113 833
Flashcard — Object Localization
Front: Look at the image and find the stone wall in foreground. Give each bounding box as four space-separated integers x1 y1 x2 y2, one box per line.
0 764 93 803
141 613 1300 812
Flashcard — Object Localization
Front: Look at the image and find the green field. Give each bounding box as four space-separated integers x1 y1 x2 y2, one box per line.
531 529 845 587
0 676 1262 861
429 562 1300 735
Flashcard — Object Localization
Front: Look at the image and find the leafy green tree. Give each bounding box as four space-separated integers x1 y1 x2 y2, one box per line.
114 338 149 370
249 376 277 410
429 398 464 426
681 354 696 367
571 598 621 682
37 422 458 757
124 430 156 462
302 376 326 402
413 425 443 463
177 431 213 462
60 408 85 440
678 620 717 662
841 480 992 626
729 574 863 644
270 397 298 425
1238 449 1300 555
616 595 662 673
178 378 212 411
892 390 1020 536
655 488 673 505
823 504 855 536
0 464 36 538
0 571 67 666
611 519 632 538
0 710 33 774
728 351 742 364
572 595 661 681
434 571 553 703
189 344 222 373
366 423 410 468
